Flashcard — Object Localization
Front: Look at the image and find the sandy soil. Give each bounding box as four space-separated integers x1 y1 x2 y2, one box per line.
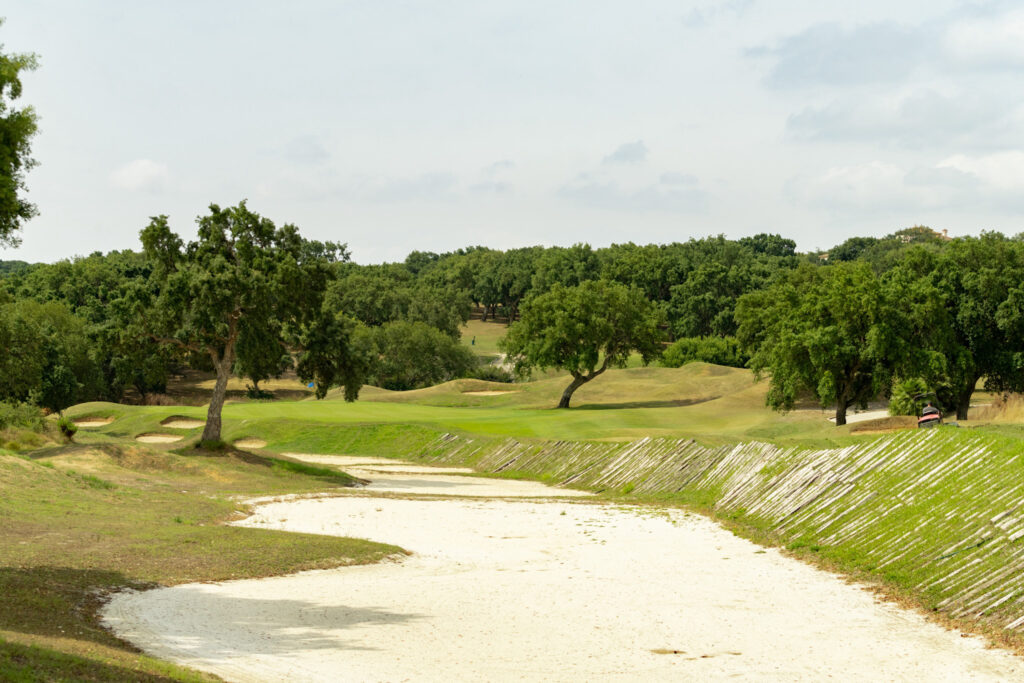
74 418 114 428
463 390 521 396
135 434 184 444
102 462 1024 682
161 419 205 429
234 439 267 449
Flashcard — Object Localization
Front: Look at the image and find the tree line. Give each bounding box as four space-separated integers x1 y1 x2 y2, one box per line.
1 209 1022 432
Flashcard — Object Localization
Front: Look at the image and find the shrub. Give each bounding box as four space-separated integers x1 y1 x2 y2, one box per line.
889 377 931 416
57 414 78 442
661 336 748 368
359 321 478 391
463 364 515 383
0 402 44 431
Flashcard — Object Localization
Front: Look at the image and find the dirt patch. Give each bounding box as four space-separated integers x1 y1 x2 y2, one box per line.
135 434 185 444
462 390 521 396
850 416 917 434
74 418 114 428
160 417 205 429
234 439 267 450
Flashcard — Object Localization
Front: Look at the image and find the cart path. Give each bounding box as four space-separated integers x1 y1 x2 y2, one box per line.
102 459 1024 682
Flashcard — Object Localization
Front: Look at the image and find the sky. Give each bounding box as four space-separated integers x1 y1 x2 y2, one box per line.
2 0 1023 264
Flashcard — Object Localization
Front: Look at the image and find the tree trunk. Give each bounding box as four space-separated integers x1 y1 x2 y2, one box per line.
955 381 976 421
557 373 590 408
201 359 231 443
200 328 238 443
834 402 848 426
557 362 609 409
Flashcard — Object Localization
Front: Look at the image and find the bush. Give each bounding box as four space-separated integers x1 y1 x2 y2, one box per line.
463 364 515 383
889 377 931 416
359 321 478 391
661 336 748 368
0 402 44 431
56 414 78 442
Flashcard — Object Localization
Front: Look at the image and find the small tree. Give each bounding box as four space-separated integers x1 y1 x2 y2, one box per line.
501 280 663 408
140 201 356 443
0 21 39 247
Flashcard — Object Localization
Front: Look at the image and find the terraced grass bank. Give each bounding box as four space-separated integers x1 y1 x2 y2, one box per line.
404 428 1024 637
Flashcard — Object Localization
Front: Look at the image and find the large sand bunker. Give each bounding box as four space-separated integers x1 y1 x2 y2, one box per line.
233 438 267 450
102 464 1023 681
463 390 521 396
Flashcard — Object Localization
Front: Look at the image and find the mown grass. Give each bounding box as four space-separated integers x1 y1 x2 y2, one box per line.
75 364 838 450
0 445 403 681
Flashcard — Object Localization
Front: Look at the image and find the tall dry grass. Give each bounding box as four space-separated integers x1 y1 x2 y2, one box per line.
975 394 1024 422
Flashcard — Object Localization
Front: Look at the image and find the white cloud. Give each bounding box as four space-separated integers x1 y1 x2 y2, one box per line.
945 10 1024 68
283 135 330 165
602 141 649 165
748 22 934 88
937 151 1024 191
790 156 1024 213
786 90 1024 150
109 159 170 192
559 171 706 212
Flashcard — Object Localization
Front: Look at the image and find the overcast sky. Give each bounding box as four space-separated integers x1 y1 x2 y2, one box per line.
3 1 1023 263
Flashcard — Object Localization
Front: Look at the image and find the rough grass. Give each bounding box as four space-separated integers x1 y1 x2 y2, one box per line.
0 446 402 681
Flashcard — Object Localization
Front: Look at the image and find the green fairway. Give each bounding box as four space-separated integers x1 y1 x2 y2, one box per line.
65 364 850 451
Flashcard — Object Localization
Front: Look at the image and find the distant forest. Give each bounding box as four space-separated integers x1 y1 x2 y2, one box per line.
2 224 1022 425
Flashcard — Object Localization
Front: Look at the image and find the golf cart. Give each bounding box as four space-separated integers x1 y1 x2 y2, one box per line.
915 392 942 429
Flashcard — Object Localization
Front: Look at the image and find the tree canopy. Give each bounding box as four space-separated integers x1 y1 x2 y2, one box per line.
736 262 911 425
139 201 356 442
501 280 663 408
0 21 39 247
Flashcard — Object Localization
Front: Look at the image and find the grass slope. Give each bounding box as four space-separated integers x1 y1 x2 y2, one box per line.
0 445 402 681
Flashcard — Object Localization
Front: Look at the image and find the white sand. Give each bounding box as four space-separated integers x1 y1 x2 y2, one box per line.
282 453 587 497
102 467 1024 682
161 419 205 429
74 418 114 428
135 434 184 443
234 439 267 449
463 390 520 396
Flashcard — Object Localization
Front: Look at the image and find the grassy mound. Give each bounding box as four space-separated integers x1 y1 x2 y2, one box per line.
0 446 402 681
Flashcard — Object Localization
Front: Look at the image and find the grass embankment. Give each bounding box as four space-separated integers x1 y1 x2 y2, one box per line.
0 444 403 681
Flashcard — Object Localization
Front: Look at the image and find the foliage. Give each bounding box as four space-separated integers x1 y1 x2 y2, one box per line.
139 201 353 441
661 336 748 368
736 262 912 425
0 21 39 247
326 263 471 337
0 300 97 413
464 364 515 383
888 377 931 416
358 320 478 391
234 318 292 393
501 280 664 408
0 401 43 431
56 414 78 441
890 234 1024 419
